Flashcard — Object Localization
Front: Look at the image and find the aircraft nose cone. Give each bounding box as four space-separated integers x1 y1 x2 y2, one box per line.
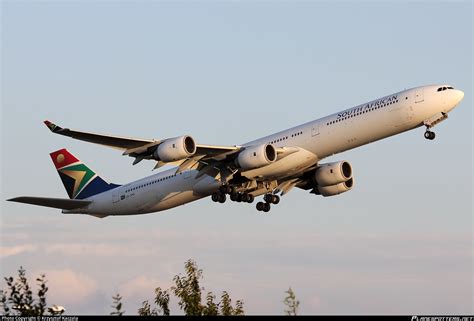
454 89 464 104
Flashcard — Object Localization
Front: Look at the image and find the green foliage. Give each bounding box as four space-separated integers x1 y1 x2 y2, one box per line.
2 262 250 316
283 287 300 316
154 287 170 316
110 293 125 316
138 300 157 316
138 287 170 316
202 292 218 316
0 267 55 316
171 259 204 315
138 259 244 316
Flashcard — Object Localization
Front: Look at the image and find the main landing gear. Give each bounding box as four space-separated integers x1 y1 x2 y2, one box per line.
211 192 226 203
211 185 282 213
424 130 436 140
211 185 254 204
256 193 280 213
230 192 254 203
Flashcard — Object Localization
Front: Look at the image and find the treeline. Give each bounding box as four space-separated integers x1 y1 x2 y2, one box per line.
1 259 300 316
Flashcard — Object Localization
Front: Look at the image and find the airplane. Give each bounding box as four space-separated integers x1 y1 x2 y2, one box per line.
7 84 464 218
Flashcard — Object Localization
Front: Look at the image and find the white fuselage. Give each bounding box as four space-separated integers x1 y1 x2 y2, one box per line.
69 84 463 216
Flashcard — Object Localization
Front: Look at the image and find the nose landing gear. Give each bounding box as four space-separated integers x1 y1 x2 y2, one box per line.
424 129 436 140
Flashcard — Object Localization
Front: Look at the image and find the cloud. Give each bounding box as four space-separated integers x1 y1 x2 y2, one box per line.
118 276 166 298
0 244 37 257
1 228 471 314
117 276 174 314
41 269 98 306
44 243 158 257
308 295 321 311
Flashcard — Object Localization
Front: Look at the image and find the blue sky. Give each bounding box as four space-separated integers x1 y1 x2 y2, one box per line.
1 0 472 315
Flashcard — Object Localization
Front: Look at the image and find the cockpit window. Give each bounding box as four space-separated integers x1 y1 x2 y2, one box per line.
437 86 454 92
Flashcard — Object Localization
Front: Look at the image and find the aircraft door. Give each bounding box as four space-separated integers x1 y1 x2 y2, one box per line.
112 189 120 203
312 122 320 136
415 87 424 103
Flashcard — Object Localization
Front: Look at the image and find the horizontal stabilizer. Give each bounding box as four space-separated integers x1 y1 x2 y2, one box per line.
7 197 91 210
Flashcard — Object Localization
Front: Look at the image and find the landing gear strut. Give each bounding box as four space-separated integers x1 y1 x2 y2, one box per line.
424 128 436 140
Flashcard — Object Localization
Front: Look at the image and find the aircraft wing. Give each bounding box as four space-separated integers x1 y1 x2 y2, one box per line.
44 120 154 150
44 120 240 168
7 196 91 210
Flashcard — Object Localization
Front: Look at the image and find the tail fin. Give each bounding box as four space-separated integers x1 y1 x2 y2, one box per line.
50 149 120 199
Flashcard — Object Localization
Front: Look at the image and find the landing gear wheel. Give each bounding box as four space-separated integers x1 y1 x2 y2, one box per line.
218 193 226 203
247 194 255 203
424 130 436 140
263 203 271 212
230 193 238 202
263 194 273 203
271 195 280 205
256 202 265 211
241 193 249 203
236 193 243 203
211 193 220 202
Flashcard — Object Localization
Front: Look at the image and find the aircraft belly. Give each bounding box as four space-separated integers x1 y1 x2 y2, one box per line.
154 191 202 211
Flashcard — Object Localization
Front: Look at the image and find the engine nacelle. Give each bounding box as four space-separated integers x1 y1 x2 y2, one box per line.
314 161 352 187
318 177 354 197
236 144 277 170
154 135 196 162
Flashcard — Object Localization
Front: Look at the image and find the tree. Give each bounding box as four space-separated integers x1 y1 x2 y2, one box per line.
110 293 125 316
137 287 170 316
283 287 300 316
2 264 297 316
0 267 60 316
153 287 170 316
138 259 244 316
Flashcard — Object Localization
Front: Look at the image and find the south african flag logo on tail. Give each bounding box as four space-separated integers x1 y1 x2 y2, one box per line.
50 149 120 199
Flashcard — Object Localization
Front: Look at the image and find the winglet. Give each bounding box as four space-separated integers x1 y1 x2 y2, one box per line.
44 120 63 133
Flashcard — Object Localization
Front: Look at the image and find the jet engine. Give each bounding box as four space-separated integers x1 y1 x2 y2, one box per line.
236 144 277 170
300 160 354 197
314 161 352 187
318 177 354 197
153 135 197 162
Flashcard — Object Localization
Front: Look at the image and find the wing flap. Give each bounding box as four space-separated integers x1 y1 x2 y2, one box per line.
7 197 91 210
196 144 240 156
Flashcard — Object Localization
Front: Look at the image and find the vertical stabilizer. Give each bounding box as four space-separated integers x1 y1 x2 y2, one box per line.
50 149 120 199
